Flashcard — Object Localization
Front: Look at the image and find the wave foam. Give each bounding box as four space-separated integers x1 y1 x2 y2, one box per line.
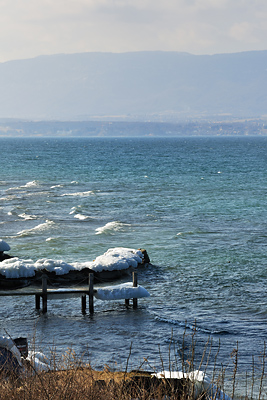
69 206 83 215
22 180 40 188
74 214 90 220
0 195 18 201
60 191 94 197
50 184 64 189
17 220 55 236
18 213 38 220
95 221 130 235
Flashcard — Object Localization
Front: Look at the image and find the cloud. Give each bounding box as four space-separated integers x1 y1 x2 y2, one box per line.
0 0 266 62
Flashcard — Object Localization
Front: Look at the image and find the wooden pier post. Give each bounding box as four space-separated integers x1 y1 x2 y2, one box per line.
81 295 86 314
89 273 94 315
35 294 41 310
42 274 48 314
133 272 138 309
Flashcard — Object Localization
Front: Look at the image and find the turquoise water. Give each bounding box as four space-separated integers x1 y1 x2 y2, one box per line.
0 136 266 396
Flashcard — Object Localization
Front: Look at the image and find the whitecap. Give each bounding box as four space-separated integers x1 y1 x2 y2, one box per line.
50 184 64 189
60 191 94 197
74 213 90 220
0 195 18 201
18 213 38 220
17 220 55 236
5 186 23 192
95 221 130 235
175 231 194 237
69 206 82 215
22 180 40 188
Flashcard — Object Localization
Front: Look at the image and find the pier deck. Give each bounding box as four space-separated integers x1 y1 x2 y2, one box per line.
0 272 143 314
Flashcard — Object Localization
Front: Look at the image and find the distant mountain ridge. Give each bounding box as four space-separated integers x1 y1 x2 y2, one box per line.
0 50 266 120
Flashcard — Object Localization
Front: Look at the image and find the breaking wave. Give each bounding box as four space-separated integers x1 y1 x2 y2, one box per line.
22 180 40 188
74 214 91 220
17 220 55 237
18 213 38 220
60 191 94 197
50 184 64 189
0 195 18 201
95 221 131 235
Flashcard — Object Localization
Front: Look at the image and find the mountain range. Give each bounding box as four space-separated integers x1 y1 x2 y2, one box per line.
0 50 266 121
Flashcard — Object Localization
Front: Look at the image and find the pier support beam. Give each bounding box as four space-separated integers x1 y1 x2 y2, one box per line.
89 273 94 315
81 295 86 314
35 294 40 310
133 272 138 309
42 274 48 314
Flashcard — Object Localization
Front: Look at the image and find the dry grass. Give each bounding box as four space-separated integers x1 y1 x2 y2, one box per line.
0 335 266 399
0 364 191 400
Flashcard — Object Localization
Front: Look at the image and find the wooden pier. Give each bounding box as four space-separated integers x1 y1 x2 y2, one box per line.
0 272 141 315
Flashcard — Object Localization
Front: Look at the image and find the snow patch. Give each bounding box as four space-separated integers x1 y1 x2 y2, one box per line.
0 248 144 278
84 247 143 272
94 282 150 300
152 371 231 400
26 351 50 372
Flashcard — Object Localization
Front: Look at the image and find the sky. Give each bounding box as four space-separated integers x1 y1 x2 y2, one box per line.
0 0 267 63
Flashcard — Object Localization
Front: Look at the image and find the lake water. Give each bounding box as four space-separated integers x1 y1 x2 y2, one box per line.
0 135 266 398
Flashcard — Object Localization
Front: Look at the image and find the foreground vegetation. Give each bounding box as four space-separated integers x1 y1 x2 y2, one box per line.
0 366 193 400
0 334 266 399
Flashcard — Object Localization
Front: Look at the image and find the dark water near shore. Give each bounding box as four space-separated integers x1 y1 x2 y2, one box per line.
0 135 266 397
